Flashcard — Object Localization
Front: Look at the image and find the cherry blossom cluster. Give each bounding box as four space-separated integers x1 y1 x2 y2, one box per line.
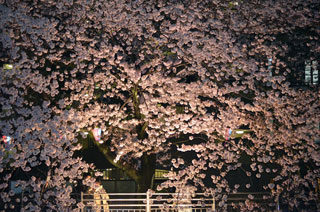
0 0 319 211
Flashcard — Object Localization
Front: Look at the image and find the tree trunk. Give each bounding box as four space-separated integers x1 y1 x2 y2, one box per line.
135 153 156 193
93 134 157 193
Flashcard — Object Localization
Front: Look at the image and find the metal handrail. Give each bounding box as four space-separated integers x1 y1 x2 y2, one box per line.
80 191 278 212
81 191 216 212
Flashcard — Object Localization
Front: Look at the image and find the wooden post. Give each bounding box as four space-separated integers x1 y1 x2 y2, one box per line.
80 192 83 212
146 190 151 212
212 194 215 212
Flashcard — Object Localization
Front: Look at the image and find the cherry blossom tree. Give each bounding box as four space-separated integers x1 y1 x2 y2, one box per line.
0 0 319 211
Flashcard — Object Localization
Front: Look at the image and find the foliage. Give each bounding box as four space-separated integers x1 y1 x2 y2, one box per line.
0 0 319 211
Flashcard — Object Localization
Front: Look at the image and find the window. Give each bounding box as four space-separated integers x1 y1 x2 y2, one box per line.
316 123 320 144
305 60 318 85
268 58 272 77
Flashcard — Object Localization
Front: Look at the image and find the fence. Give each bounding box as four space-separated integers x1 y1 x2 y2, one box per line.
8 190 281 211
80 191 280 212
81 191 216 212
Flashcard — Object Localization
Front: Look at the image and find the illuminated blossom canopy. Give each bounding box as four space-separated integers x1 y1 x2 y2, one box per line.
0 0 319 211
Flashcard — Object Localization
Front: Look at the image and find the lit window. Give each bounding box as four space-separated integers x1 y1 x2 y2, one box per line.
305 60 318 85
268 58 272 77
316 123 320 144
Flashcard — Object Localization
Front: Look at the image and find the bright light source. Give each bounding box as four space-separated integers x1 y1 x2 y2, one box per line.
225 128 232 140
114 154 121 163
2 136 11 144
92 128 102 142
3 64 13 69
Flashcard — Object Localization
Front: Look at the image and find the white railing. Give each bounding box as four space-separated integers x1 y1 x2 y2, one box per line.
80 191 216 212
79 191 283 212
